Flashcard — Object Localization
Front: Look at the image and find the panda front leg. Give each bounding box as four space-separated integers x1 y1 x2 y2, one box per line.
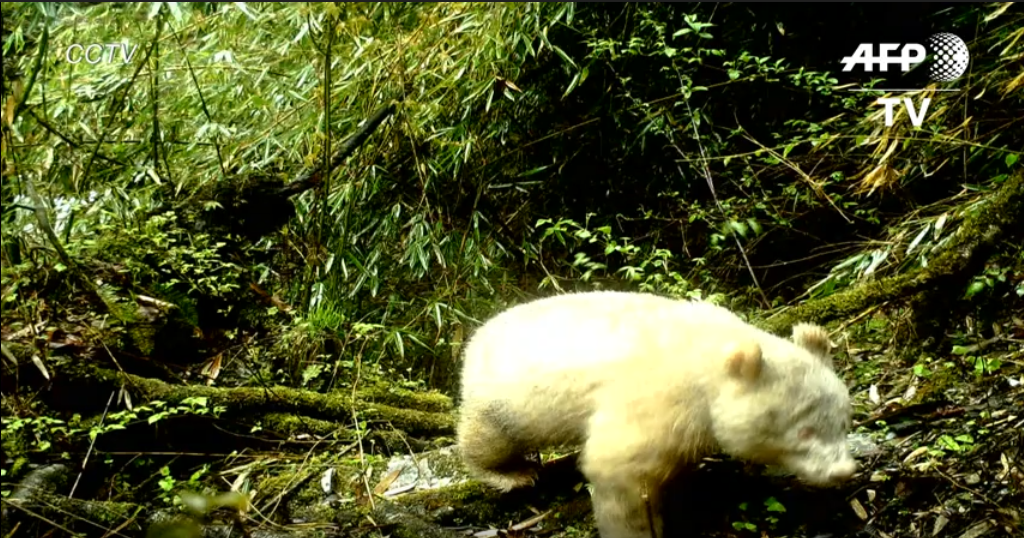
587 476 664 538
580 412 669 538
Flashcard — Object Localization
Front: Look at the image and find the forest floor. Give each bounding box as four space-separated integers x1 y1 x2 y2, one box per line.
2 299 1021 538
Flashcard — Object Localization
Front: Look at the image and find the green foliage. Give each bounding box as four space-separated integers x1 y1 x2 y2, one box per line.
2 2 1021 394
964 264 1013 300
157 464 211 506
97 211 244 307
0 262 43 318
0 398 224 466
2 186 231 324
1 414 78 456
535 215 724 302
934 433 975 454
732 497 787 533
1 5 1021 536
106 397 225 430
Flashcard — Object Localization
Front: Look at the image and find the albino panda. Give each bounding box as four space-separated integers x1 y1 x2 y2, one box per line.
456 291 856 538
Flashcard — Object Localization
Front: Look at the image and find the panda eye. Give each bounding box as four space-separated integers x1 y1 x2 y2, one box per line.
798 427 816 440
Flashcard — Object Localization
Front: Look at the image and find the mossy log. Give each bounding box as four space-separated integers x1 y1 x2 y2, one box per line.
258 412 447 452
45 359 455 438
759 171 1024 336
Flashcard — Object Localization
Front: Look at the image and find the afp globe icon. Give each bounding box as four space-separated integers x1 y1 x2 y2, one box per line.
928 33 970 82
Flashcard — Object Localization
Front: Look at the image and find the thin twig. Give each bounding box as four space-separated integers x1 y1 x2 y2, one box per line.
69 390 116 499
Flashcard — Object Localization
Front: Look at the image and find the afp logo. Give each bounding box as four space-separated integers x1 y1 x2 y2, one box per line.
841 33 970 82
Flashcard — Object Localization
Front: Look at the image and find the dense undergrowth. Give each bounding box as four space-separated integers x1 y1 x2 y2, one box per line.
2 2 1022 537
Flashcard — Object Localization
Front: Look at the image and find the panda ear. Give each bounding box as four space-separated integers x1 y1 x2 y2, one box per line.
792 323 834 367
724 340 763 383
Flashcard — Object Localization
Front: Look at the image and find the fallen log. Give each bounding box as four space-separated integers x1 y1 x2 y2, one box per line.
760 171 1024 337
33 357 455 439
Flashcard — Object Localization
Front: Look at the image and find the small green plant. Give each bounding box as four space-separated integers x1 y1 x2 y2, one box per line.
732 497 786 533
301 363 326 387
912 360 933 379
951 352 1002 376
0 414 84 456
935 434 975 454
763 496 786 527
157 464 211 505
109 397 225 428
732 501 758 532
964 265 1011 299
88 397 226 442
